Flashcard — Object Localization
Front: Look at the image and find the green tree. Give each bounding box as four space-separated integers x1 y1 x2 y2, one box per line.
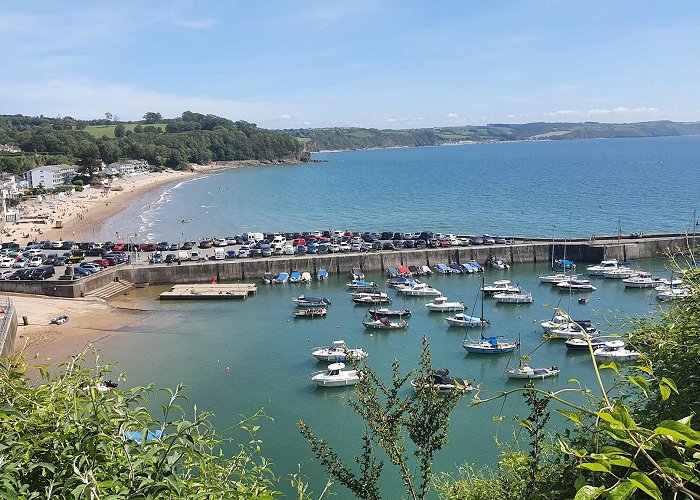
299 337 463 499
0 348 281 498
143 111 163 124
114 123 126 137
76 142 102 178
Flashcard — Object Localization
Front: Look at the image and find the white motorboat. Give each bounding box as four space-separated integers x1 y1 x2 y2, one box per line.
541 315 594 332
489 257 510 270
593 340 641 362
445 313 489 328
311 340 368 362
538 273 578 284
362 317 408 330
656 286 692 301
623 272 665 288
463 335 517 354
548 323 600 339
425 296 465 312
396 282 442 296
564 337 608 350
301 272 312 283
587 260 622 276
410 368 472 392
317 268 328 280
602 268 638 279
309 362 361 387
556 280 598 292
367 306 411 317
481 280 520 295
505 364 560 380
493 291 533 304
352 292 392 304
273 272 289 284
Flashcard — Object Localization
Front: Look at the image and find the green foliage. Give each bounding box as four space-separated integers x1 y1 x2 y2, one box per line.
0 348 281 498
299 336 462 499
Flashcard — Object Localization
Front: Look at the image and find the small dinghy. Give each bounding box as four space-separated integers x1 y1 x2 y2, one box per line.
293 307 327 318
410 368 472 392
50 315 69 325
311 340 368 362
309 362 361 387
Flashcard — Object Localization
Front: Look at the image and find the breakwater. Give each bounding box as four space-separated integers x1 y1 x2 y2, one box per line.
0 233 696 298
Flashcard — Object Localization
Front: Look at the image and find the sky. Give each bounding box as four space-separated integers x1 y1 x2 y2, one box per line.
1 1 699 129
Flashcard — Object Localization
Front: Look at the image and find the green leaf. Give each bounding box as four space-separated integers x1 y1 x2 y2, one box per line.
628 472 662 500
608 457 636 469
555 408 582 424
655 420 700 444
659 384 671 401
657 458 695 480
574 475 586 491
578 462 611 473
574 485 605 500
607 480 636 500
598 361 619 373
661 376 678 394
634 364 653 375
627 375 649 396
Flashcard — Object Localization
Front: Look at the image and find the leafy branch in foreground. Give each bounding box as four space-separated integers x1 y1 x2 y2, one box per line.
0 347 280 498
299 336 463 500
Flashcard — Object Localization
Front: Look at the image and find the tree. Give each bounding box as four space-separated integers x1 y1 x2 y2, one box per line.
0 348 281 498
75 142 102 177
299 337 462 499
114 123 126 138
143 111 163 124
105 112 113 121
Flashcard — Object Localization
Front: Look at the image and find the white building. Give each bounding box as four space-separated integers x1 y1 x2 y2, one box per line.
105 159 149 176
0 144 21 153
24 164 77 189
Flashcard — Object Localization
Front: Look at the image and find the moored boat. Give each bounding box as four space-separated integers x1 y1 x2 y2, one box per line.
262 272 274 284
367 306 412 318
445 313 489 328
273 272 289 284
396 282 442 296
309 362 361 387
311 340 368 362
538 272 578 284
352 292 392 304
301 271 312 283
293 307 327 318
556 279 597 292
352 267 365 280
362 317 408 330
593 340 640 362
410 368 472 392
424 296 465 312
463 335 517 354
622 272 664 288
289 271 302 283
587 259 621 276
564 337 608 350
481 280 520 295
293 295 332 307
493 291 533 304
317 268 328 280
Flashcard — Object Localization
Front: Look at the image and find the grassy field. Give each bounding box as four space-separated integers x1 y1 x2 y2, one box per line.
83 123 167 138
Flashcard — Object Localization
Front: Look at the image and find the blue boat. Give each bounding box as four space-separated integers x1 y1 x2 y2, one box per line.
386 267 400 278
273 272 289 284
469 260 484 272
317 268 328 280
435 263 451 274
124 429 164 443
387 276 411 287
460 263 476 273
293 295 332 307
555 259 576 270
449 263 464 274
462 334 517 354
289 271 302 283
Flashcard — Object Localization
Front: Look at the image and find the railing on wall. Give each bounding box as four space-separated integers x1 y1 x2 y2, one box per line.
0 297 15 356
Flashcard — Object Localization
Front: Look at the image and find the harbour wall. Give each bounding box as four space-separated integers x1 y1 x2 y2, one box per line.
0 234 696 298
0 298 18 358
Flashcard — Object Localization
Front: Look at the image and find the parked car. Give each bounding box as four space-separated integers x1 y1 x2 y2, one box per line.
28 256 44 267
13 258 28 268
54 256 68 266
482 234 496 245
495 236 507 244
469 236 484 245
31 266 55 280
164 253 177 264
0 269 16 279
402 240 415 249
225 250 237 259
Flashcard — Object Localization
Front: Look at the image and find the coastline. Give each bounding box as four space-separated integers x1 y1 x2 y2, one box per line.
6 160 301 361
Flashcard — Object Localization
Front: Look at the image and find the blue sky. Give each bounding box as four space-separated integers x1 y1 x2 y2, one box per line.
1 1 699 129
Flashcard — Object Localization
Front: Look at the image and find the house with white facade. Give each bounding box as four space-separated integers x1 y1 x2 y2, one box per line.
105 159 150 176
24 164 77 189
0 144 21 153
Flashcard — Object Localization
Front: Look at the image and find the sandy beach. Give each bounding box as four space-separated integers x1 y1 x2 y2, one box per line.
2 162 272 362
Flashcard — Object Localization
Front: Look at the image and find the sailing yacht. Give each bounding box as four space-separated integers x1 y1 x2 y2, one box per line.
463 275 517 353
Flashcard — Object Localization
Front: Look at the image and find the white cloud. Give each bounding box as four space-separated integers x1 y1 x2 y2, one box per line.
446 112 459 119
386 118 399 123
280 113 292 120
303 121 312 126
588 106 658 116
171 18 218 30
542 109 579 117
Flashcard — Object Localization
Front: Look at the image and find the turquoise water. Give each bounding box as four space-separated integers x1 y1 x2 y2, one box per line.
91 137 699 496
99 136 700 243
101 262 669 496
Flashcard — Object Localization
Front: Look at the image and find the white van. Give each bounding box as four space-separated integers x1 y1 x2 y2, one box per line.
177 250 190 262
214 248 225 260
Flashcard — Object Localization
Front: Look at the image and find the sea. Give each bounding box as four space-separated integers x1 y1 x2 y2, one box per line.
93 136 698 497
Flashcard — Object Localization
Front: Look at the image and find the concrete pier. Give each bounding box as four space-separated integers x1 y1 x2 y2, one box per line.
159 283 257 300
0 232 696 298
